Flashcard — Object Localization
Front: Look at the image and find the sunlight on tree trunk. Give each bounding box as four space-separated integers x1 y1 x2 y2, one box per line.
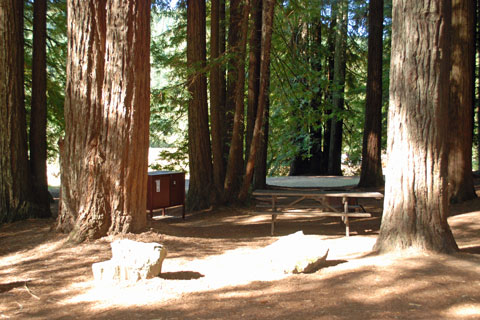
57 0 150 242
374 0 458 254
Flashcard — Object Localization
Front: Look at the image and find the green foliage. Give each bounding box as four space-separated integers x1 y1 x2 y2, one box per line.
266 0 391 176
149 4 189 166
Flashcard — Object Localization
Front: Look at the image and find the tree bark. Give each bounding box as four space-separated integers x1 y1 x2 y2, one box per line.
0 0 43 222
253 74 270 190
224 0 250 200
358 0 384 188
309 21 324 175
239 0 275 201
246 0 262 161
210 0 226 196
186 0 214 211
225 0 243 161
30 0 52 216
328 0 348 176
58 0 150 242
448 0 476 203
374 0 458 254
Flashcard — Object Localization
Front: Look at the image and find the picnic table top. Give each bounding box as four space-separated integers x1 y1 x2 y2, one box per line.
252 189 384 199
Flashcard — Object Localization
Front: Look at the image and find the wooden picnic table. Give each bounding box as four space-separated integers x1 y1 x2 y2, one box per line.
251 189 384 236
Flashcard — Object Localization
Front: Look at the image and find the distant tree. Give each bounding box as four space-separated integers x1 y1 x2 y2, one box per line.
358 0 384 188
30 0 52 215
0 0 48 222
186 0 214 210
447 0 476 203
57 0 151 242
328 0 348 176
374 0 458 253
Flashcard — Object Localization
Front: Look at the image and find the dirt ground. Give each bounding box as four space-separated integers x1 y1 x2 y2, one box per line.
1 191 480 319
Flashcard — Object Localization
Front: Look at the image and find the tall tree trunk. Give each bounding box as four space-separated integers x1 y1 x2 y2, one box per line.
309 21 324 175
358 0 384 188
328 0 348 176
225 0 243 161
57 0 150 242
374 0 458 253
246 0 262 161
224 0 250 200
239 0 276 201
186 0 214 211
253 74 271 190
322 15 336 173
477 0 480 171
448 0 476 203
0 0 43 222
210 0 226 197
30 0 51 216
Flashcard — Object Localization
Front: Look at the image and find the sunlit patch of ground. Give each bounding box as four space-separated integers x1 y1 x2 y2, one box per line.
1 190 480 319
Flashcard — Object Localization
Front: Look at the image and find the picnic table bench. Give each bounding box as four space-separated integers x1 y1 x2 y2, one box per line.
251 189 384 237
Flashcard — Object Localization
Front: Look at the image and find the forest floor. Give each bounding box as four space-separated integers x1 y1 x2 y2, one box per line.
1 183 480 319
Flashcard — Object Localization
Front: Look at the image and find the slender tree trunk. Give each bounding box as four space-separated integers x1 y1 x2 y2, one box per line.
186 0 214 211
448 0 476 203
246 0 262 161
0 0 43 222
57 0 150 242
224 0 250 200
253 72 270 190
239 0 275 201
210 0 226 197
225 0 243 160
309 21 324 175
328 0 348 176
30 0 51 216
477 0 480 171
358 0 384 188
374 0 458 254
322 16 336 173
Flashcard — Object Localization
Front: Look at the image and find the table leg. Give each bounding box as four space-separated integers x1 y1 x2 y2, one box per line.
271 214 277 236
343 197 350 237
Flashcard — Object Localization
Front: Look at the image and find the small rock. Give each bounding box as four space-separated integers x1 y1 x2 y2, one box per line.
264 231 329 274
92 239 167 283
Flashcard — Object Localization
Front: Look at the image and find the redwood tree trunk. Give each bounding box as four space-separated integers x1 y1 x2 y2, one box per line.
374 0 458 254
0 0 42 222
246 0 262 161
358 0 384 188
58 0 150 242
186 0 214 211
224 0 250 200
210 0 226 196
239 0 276 200
448 0 476 203
328 0 348 176
30 0 51 216
225 0 243 161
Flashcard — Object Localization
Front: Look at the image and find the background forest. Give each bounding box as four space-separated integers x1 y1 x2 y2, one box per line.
25 0 480 179
25 0 394 179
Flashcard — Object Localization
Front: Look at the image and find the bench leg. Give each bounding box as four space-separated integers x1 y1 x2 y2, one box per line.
343 197 350 237
345 216 350 237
